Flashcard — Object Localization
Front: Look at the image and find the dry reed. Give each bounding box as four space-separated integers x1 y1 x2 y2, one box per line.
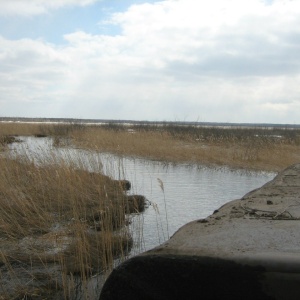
68 124 300 172
0 149 134 299
2 121 299 172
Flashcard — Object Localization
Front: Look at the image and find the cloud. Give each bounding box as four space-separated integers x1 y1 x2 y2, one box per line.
0 0 99 16
0 36 70 117
108 0 300 78
1 0 300 122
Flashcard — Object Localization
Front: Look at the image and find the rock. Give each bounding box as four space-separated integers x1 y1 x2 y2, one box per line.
100 164 300 300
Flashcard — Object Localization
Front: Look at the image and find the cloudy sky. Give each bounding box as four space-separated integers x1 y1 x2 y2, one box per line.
0 0 300 123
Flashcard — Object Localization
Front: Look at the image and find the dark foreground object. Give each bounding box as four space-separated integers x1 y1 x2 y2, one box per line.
100 164 300 300
101 255 277 300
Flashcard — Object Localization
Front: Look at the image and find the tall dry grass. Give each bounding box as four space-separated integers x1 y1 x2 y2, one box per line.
0 122 81 139
1 121 300 171
69 124 300 172
0 149 135 299
0 122 50 136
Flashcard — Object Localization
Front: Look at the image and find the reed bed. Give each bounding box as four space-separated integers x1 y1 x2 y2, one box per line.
0 122 51 137
1 121 299 172
68 124 300 172
0 148 139 299
0 122 82 139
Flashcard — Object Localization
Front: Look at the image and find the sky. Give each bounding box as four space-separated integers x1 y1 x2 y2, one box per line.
0 0 300 124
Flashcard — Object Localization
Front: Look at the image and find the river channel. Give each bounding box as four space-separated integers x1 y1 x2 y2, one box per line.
9 136 276 255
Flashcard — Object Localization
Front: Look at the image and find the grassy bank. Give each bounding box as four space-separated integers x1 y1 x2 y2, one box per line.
1 121 300 172
68 123 300 172
0 148 145 299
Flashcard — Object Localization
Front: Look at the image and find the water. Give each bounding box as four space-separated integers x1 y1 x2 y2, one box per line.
9 136 276 253
106 157 275 253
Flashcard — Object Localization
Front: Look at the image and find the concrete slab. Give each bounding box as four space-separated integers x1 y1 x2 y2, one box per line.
100 164 300 300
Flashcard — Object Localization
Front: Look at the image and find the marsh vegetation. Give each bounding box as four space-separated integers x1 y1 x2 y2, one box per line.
66 122 299 172
0 121 299 298
0 123 146 299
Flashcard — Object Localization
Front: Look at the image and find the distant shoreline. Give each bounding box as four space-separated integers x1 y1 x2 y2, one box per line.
1 117 299 129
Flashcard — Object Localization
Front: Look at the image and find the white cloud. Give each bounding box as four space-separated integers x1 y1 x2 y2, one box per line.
1 0 300 122
0 0 99 16
0 36 70 116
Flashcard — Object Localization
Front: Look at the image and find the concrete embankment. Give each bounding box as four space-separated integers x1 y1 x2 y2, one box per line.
100 164 300 300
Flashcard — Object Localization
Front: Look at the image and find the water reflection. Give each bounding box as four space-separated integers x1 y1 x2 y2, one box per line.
9 137 276 252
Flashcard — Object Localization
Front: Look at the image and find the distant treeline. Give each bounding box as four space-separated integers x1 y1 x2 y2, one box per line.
0 116 299 129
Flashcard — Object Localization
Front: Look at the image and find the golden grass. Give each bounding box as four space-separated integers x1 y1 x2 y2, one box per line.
0 122 48 136
2 121 298 172
0 152 134 299
0 122 79 138
68 125 300 172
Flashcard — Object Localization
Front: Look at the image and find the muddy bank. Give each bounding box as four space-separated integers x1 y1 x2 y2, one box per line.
100 164 300 300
